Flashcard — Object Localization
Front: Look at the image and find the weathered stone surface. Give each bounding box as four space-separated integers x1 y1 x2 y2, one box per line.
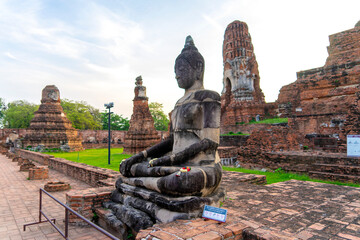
276 22 360 145
23 85 83 151
123 76 161 154
221 20 276 127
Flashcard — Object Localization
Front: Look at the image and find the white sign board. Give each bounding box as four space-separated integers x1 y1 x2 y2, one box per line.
347 135 360 157
202 205 227 222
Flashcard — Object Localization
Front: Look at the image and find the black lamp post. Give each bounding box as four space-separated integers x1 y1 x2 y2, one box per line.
104 102 114 165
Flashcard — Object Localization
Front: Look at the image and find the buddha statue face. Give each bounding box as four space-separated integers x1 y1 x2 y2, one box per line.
175 58 199 89
174 36 205 91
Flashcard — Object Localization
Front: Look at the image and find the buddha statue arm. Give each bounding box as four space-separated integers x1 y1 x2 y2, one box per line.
120 135 173 177
149 138 218 167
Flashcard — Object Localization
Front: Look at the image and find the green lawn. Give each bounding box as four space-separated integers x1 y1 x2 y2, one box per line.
43 148 359 188
43 148 132 171
222 166 360 187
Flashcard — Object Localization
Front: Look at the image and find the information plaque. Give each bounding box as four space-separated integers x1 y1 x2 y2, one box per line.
202 205 227 222
347 135 360 157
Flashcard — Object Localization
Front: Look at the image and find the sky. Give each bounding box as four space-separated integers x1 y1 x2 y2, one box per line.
0 0 359 118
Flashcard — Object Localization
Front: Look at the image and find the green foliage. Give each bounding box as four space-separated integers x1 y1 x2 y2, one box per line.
2 100 39 128
303 145 309 150
0 98 6 127
43 148 132 171
101 112 129 131
222 166 360 187
149 102 169 131
60 99 101 130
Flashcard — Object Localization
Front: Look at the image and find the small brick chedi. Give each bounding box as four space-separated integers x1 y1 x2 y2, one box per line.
123 76 161 154
221 20 273 126
277 21 360 140
23 85 83 151
103 36 225 236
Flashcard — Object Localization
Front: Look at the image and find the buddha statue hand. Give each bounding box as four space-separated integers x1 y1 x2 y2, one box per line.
148 155 172 167
120 151 147 177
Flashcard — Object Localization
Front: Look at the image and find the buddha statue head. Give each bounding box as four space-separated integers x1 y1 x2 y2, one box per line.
175 36 205 90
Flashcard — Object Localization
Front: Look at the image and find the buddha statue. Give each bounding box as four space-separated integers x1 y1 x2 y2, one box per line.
120 36 222 197
104 37 225 235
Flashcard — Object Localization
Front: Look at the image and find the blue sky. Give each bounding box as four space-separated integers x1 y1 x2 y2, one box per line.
0 0 359 118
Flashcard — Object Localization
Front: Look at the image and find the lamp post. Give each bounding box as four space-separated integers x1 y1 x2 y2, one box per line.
104 102 114 165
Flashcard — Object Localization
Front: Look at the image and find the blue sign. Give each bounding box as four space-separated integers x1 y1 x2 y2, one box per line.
202 205 227 222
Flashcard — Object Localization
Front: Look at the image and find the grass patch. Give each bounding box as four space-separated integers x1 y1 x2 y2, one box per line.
222 166 360 187
43 148 132 171
221 131 250 136
249 117 288 124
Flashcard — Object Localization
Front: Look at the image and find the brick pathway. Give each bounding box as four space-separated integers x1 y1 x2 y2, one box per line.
140 172 360 239
0 154 112 240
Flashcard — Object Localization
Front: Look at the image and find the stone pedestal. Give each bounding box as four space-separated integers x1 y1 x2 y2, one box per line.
123 76 161 153
28 166 49 180
23 85 83 152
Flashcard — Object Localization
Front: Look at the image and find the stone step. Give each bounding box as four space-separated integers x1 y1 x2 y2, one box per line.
312 163 360 176
309 171 360 183
94 208 127 240
314 156 360 165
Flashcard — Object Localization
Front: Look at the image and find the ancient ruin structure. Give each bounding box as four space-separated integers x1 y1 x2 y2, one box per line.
221 20 275 126
23 85 83 151
123 76 161 153
103 36 225 237
277 21 360 147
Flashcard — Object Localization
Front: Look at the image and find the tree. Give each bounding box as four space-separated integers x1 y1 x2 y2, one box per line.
149 102 170 131
2 100 39 128
0 98 6 127
101 112 130 131
60 99 102 130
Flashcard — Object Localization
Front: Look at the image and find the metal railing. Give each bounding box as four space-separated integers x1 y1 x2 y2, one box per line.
23 188 119 240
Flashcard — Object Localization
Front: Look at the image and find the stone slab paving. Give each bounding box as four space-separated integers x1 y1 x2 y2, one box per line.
139 171 360 239
0 154 112 240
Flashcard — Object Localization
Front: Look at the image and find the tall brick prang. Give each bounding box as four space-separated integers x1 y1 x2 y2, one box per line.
221 20 274 127
23 85 83 151
123 76 161 154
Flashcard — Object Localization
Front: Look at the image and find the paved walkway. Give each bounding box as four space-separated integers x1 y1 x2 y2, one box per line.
0 153 112 240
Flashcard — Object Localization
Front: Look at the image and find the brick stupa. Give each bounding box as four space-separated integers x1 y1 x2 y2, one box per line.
221 20 268 125
23 85 83 151
123 76 161 153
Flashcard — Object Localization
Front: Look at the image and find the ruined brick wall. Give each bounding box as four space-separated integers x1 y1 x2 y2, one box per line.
220 135 249 147
276 23 360 142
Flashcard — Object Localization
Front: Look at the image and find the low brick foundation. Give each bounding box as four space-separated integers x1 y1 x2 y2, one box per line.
19 162 36 172
15 149 120 187
44 181 70 192
66 187 112 224
28 166 49 180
